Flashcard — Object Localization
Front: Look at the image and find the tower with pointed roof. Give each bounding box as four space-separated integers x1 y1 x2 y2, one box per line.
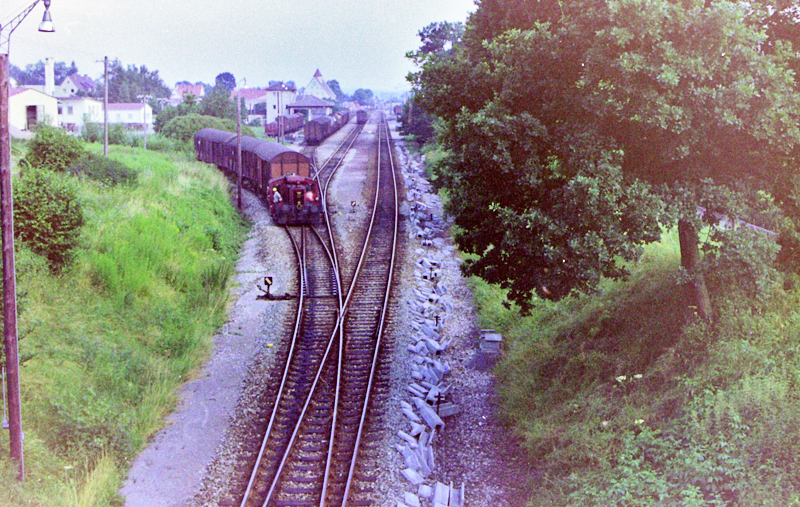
303 69 337 102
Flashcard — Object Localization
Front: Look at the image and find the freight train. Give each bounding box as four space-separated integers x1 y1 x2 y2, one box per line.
304 110 350 145
264 113 305 137
194 128 321 224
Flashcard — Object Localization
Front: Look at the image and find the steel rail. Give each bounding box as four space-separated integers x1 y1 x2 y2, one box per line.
339 113 400 506
239 225 306 507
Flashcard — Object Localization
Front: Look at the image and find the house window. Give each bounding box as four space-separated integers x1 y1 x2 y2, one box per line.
58 106 63 115
273 105 277 109
68 106 74 115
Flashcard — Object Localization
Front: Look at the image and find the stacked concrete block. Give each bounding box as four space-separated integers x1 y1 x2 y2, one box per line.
395 145 467 506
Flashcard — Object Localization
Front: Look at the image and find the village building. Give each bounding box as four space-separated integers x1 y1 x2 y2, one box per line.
57 96 103 133
107 103 154 133
171 83 205 106
9 88 58 134
55 73 97 97
303 69 336 102
287 94 334 119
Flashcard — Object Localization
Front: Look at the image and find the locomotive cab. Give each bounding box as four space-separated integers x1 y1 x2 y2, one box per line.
269 175 321 225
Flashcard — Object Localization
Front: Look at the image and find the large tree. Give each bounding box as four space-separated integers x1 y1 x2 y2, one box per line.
104 59 171 107
411 0 800 315
215 72 236 92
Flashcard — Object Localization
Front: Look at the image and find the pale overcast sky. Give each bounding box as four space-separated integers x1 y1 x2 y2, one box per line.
2 0 476 94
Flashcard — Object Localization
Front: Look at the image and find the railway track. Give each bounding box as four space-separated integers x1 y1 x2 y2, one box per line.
237 113 399 507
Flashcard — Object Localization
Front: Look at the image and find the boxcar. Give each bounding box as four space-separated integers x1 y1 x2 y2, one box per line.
356 110 368 124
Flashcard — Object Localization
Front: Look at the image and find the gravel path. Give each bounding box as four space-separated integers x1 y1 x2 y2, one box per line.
120 117 533 507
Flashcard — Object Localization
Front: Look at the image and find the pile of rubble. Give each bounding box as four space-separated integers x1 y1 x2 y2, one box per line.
392 146 469 507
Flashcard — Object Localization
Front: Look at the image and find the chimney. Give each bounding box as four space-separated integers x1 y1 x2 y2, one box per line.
45 57 54 96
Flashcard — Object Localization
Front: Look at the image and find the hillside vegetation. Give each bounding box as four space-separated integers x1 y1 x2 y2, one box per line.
0 140 246 506
474 230 800 504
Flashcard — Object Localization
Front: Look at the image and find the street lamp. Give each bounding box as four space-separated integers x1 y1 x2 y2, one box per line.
0 0 54 482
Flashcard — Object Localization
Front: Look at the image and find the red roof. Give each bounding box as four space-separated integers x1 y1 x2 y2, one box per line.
231 88 267 100
174 83 204 97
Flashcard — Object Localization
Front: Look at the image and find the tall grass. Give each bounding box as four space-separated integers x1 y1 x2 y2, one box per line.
0 145 246 505
477 229 800 504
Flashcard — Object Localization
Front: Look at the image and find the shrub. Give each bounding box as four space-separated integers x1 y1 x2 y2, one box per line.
14 167 84 271
82 121 102 143
68 152 138 187
23 124 85 172
162 113 255 143
108 123 132 146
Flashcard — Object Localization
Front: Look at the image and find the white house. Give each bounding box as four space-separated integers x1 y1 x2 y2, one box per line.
263 82 298 124
58 96 103 133
8 88 58 133
232 82 298 125
107 103 154 132
55 73 97 98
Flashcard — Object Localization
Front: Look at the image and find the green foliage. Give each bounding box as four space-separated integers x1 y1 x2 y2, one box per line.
10 59 79 86
352 88 374 106
410 0 800 311
68 152 138 187
0 147 247 505
23 124 86 172
161 113 254 143
483 231 800 504
200 84 237 119
154 98 199 133
14 167 84 271
327 79 349 102
102 59 170 106
214 72 236 91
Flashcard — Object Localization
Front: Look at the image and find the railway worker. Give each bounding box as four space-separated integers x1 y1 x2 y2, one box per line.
272 187 283 205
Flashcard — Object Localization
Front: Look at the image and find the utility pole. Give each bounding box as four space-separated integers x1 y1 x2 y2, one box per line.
0 0 54 482
103 56 108 157
236 93 242 210
0 53 22 482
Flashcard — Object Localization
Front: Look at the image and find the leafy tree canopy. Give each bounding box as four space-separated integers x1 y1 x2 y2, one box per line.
411 0 800 313
200 84 237 120
352 88 374 106
327 79 349 102
104 59 171 109
10 60 79 86
215 72 236 91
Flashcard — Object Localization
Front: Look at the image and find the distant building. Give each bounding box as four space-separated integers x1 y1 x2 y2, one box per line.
303 69 336 102
55 73 97 98
9 88 58 133
58 96 103 133
171 83 205 105
107 103 154 132
287 94 334 119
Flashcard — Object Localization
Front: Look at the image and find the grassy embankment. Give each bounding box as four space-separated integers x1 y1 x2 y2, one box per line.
471 227 800 505
0 142 246 506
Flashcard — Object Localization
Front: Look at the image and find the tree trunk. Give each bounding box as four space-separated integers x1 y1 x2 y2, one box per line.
678 219 712 320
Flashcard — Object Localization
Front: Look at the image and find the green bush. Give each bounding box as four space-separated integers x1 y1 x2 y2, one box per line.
23 124 85 172
161 113 255 143
14 167 84 271
82 122 102 143
68 152 138 187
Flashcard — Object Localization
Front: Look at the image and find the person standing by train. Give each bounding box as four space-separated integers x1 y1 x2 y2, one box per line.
272 187 283 206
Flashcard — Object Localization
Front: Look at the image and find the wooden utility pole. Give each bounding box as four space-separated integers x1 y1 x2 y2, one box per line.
236 95 242 210
0 53 24 481
103 56 108 157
